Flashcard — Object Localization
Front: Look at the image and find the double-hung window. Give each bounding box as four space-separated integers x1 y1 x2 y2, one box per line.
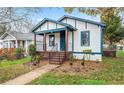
49 35 55 46
81 31 90 46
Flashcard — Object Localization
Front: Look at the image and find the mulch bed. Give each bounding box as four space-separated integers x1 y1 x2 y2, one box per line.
23 60 48 68
51 61 103 75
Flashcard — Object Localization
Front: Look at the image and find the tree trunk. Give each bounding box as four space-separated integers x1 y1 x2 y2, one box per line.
109 40 113 50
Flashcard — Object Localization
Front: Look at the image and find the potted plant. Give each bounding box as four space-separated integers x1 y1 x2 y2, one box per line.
14 48 24 59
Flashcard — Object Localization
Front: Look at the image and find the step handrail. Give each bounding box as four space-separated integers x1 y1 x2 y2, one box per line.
51 43 58 51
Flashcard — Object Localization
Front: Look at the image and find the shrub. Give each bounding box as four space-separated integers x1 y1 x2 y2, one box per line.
69 53 76 66
32 54 43 66
109 44 117 50
81 56 85 66
83 49 92 61
14 48 24 59
28 44 36 56
15 48 23 54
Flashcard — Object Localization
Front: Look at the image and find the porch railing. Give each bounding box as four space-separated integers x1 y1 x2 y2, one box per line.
36 41 44 51
36 42 58 52
51 43 58 51
36 42 72 52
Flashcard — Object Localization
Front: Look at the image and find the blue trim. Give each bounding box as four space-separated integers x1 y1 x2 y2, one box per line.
80 31 90 46
81 31 83 46
73 52 102 55
35 28 66 35
72 31 74 51
60 31 65 51
100 26 103 55
88 31 90 46
31 18 76 32
58 15 106 27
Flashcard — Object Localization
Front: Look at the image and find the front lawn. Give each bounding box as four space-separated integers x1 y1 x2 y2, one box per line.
30 51 124 85
0 57 32 84
117 50 124 58
0 57 31 68
29 72 106 85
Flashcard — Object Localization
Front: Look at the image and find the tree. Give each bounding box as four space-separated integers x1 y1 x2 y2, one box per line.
0 8 41 34
64 8 124 22
104 14 124 46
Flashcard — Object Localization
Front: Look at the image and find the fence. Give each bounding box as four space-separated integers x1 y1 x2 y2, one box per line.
0 48 15 56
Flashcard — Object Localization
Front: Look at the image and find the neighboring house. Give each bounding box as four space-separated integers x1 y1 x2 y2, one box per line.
0 40 3 49
116 40 124 50
0 31 43 54
116 44 124 50
31 15 105 63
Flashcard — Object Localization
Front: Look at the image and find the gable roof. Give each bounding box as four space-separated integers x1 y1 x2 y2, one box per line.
58 15 106 27
0 31 42 41
31 18 76 32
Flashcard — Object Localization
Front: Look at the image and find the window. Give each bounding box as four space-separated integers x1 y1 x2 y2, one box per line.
49 35 55 46
81 31 90 46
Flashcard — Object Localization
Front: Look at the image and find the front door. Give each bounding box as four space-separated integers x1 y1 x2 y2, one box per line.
60 31 65 51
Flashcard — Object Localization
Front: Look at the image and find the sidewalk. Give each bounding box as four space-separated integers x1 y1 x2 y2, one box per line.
2 64 59 85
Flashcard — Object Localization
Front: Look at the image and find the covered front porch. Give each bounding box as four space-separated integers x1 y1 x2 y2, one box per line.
34 27 74 52
31 18 76 64
1 40 28 54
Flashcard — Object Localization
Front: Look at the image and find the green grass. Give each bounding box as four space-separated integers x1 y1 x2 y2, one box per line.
0 57 32 84
117 50 124 58
30 73 106 85
30 51 124 85
89 57 124 84
0 56 31 68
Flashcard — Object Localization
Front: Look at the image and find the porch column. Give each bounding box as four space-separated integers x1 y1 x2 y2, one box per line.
72 31 74 52
15 40 18 48
34 33 36 47
44 33 46 51
8 40 10 49
25 40 28 54
65 28 68 52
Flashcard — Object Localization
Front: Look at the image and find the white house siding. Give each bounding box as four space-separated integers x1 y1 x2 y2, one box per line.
73 53 102 61
68 31 72 51
67 18 75 27
35 21 64 32
3 35 15 40
60 18 102 61
48 22 56 29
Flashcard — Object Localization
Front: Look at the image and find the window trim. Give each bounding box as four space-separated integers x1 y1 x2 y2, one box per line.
81 31 90 46
49 34 55 46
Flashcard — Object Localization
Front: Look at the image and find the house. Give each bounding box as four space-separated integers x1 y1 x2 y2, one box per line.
0 40 3 49
31 15 105 64
0 31 43 54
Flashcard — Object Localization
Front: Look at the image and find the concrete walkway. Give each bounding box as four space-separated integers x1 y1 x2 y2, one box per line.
2 64 59 85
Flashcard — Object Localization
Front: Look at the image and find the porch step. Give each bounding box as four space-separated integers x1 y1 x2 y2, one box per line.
49 58 64 62
49 61 63 65
49 52 66 64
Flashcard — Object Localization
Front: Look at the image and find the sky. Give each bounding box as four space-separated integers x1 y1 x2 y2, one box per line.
31 8 100 24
